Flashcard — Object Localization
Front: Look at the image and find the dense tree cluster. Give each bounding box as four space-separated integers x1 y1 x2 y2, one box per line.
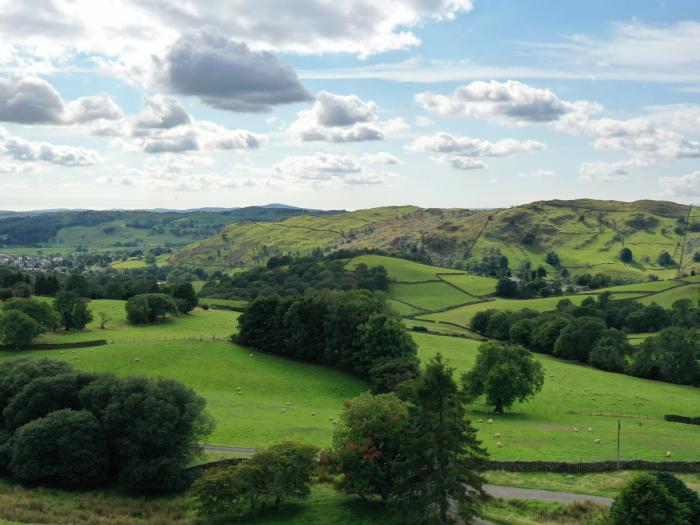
470 295 700 385
236 290 418 385
126 293 179 324
0 358 213 492
200 256 388 301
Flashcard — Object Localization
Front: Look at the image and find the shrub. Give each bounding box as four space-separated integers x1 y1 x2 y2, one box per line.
619 247 633 263
126 293 178 324
53 291 93 331
653 472 700 525
171 282 198 314
10 409 109 487
0 310 41 347
3 298 60 331
610 473 690 525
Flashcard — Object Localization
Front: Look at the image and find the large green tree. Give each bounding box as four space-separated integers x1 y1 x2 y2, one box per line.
53 291 93 331
395 354 486 524
553 316 607 362
0 311 41 347
3 298 60 332
331 392 410 502
462 342 544 413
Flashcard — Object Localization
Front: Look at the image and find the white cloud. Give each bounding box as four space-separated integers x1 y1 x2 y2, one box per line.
272 152 393 187
517 169 556 179
0 73 123 125
660 171 700 197
289 91 395 143
155 27 311 112
578 158 655 183
408 132 546 157
132 95 191 132
0 133 100 166
443 156 486 170
363 152 403 165
645 104 700 134
415 80 601 125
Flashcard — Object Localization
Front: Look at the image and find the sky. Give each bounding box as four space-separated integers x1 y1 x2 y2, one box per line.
0 0 699 211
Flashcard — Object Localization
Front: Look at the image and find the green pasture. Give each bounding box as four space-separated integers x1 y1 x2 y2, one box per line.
198 297 248 309
346 254 463 282
439 273 498 296
387 282 474 311
592 280 682 294
638 283 700 307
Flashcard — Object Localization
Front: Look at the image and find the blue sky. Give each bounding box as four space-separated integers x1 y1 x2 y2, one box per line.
0 0 699 210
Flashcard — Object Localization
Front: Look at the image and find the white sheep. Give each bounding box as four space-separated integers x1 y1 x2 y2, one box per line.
311 412 316 416
487 419 494 424
666 451 672 458
588 427 592 432
494 432 501 438
593 438 601 445
496 442 503 448
573 427 579 432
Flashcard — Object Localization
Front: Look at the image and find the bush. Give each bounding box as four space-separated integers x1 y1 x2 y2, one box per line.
610 473 690 525
369 355 420 394
171 282 198 314
53 291 93 331
653 472 700 525
0 310 41 347
619 247 633 263
10 409 109 487
193 441 317 519
3 298 60 331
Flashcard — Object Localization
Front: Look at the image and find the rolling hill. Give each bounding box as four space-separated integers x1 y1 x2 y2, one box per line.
171 199 700 280
0 206 339 254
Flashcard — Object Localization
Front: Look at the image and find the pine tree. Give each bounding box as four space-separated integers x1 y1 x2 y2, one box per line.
394 353 487 524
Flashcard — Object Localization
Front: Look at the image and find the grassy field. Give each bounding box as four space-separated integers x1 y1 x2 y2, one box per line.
416 333 700 461
439 273 499 296
637 283 700 307
5 300 699 462
387 282 475 311
346 254 464 282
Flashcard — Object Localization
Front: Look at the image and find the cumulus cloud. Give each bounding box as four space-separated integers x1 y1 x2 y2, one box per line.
0 133 100 166
408 132 546 157
443 157 486 170
0 74 123 125
155 27 311 112
517 169 556 179
557 113 700 160
132 95 191 131
363 152 403 165
645 104 700 134
272 153 393 187
415 80 601 125
289 91 390 143
660 171 700 197
578 158 655 182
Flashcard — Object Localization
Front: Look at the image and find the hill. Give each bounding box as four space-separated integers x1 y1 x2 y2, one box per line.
0 206 340 254
171 199 700 280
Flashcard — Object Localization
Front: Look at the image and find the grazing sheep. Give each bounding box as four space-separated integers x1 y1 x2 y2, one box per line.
134 358 140 362
494 432 501 438
311 412 316 416
666 451 672 458
496 442 503 448
588 427 592 432
573 427 579 432
593 438 601 444
487 419 494 424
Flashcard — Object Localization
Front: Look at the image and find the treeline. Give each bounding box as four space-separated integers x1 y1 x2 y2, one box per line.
236 290 418 389
0 358 213 492
471 294 700 386
201 256 388 301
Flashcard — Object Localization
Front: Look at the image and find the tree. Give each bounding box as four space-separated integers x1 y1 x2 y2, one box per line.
193 441 316 519
610 473 690 525
331 392 410 501
658 251 676 267
629 327 700 385
98 311 112 329
495 278 518 298
553 316 607 363
653 472 700 525
53 291 93 331
11 282 32 298
545 251 560 267
368 355 420 394
462 342 544 413
125 293 178 324
588 328 630 373
172 282 198 314
0 311 41 347
395 354 486 524
619 247 633 263
64 274 91 297
353 311 418 377
10 409 109 487
3 298 60 332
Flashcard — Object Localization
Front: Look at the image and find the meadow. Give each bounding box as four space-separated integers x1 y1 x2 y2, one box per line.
4 299 699 461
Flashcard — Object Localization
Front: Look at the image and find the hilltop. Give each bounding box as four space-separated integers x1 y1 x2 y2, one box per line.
170 199 700 280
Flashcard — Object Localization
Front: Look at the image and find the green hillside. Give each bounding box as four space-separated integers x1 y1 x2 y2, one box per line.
0 207 338 254
172 199 700 280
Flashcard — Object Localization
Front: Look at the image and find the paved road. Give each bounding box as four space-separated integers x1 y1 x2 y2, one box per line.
484 484 613 506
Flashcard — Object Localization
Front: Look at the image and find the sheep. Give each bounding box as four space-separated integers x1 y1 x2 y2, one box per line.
249 353 254 357
487 419 494 424
134 358 140 362
496 442 503 448
494 432 501 438
588 427 592 432
666 451 672 458
573 427 579 432
311 412 316 416
593 438 601 445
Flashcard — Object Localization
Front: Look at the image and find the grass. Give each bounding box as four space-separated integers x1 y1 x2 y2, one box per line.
484 470 700 498
346 254 463 282
439 273 498 296
415 333 700 461
481 499 608 525
638 283 700 307
419 295 590 327
387 282 474 311
197 297 248 309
